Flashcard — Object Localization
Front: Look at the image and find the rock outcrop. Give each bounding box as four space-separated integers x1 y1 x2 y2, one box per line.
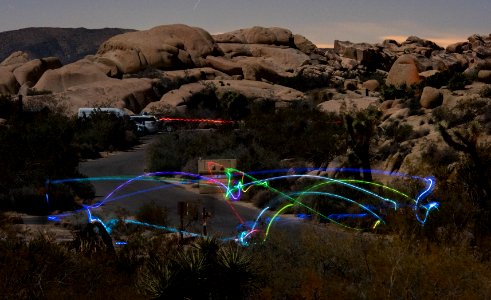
25 78 158 114
0 68 19 95
34 59 109 93
334 40 394 70
1 51 30 66
12 57 62 86
1 24 490 123
317 97 379 114
144 79 305 113
97 24 219 74
62 78 157 113
478 70 491 83
420 86 443 108
213 26 293 46
209 40 310 82
293 34 318 55
386 55 422 87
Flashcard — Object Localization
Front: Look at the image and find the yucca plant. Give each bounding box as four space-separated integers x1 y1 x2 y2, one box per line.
216 243 257 299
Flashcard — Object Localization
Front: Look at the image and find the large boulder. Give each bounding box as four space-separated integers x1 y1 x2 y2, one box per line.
85 55 120 77
0 67 20 95
62 78 157 113
97 24 219 74
446 42 471 54
402 36 443 51
210 44 309 82
362 79 380 92
160 67 232 84
212 80 305 102
420 87 443 108
213 26 293 46
33 59 109 93
478 70 491 83
468 34 487 49
293 65 334 89
333 40 352 55
144 80 305 112
386 55 422 87
219 44 310 70
1 51 30 66
13 59 44 86
12 57 62 87
240 57 289 82
42 57 62 70
432 53 469 72
317 97 380 114
205 56 243 76
293 34 317 54
475 46 491 59
334 40 393 70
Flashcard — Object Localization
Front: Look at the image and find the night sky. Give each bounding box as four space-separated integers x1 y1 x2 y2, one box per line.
1 0 490 47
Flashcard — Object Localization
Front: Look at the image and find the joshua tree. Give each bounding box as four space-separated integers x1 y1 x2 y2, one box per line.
437 123 489 208
343 108 381 182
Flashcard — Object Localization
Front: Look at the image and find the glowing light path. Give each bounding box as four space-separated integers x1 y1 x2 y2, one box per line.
159 117 234 124
45 167 439 247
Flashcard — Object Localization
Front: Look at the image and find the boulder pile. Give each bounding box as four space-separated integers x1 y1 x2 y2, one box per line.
0 24 489 118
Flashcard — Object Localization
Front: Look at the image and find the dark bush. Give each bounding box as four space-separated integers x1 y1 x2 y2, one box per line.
382 121 414 143
220 91 250 120
0 110 83 213
380 84 415 100
419 70 452 89
0 95 16 119
251 189 276 208
480 86 491 98
448 72 471 91
136 200 168 226
74 111 139 158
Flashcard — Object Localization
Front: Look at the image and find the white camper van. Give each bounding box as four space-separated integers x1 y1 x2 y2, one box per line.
78 108 126 118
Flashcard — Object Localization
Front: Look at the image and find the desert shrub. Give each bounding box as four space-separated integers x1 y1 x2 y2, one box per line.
146 124 282 173
0 233 140 299
448 72 471 91
147 133 183 171
420 70 453 88
382 121 414 143
433 99 488 129
480 86 491 98
0 95 16 119
137 238 258 299
359 70 387 86
220 91 250 120
380 84 415 100
251 189 276 208
0 109 89 213
278 72 330 91
136 200 168 226
250 225 491 299
245 106 345 166
418 71 470 91
74 111 138 158
185 82 221 118
26 88 52 96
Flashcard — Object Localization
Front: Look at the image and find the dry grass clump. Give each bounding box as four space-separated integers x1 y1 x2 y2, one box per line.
250 226 491 299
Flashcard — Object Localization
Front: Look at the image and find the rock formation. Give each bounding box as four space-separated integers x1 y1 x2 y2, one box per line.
386 55 422 87
97 24 219 74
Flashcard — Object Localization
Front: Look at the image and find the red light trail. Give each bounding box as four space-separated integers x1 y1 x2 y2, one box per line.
159 117 234 124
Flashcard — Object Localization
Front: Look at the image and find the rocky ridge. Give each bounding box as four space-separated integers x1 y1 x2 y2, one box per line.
0 27 135 64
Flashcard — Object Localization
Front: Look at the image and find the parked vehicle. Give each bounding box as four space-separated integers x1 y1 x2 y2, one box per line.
78 107 126 118
130 114 160 134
